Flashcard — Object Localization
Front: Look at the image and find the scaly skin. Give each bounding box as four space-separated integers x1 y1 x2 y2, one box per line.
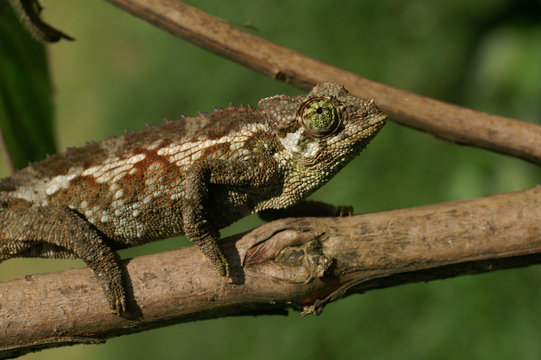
0 83 386 314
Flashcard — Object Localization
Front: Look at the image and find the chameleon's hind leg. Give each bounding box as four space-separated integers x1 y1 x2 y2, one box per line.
258 200 353 222
0 241 35 261
0 241 79 260
0 205 127 313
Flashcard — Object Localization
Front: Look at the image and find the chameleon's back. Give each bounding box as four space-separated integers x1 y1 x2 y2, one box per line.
0 106 272 243
0 106 266 202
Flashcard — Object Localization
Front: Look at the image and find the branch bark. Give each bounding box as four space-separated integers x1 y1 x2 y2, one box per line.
105 0 541 165
2 186 541 357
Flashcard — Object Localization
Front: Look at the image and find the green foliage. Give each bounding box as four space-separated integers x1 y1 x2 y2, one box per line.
0 2 56 171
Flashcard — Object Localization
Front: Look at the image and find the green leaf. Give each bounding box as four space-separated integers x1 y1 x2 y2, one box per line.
0 3 56 171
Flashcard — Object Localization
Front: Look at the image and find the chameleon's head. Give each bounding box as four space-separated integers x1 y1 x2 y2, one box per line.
259 82 387 181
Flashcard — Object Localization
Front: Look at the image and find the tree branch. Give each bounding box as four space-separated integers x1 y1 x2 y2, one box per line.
2 186 541 357
104 0 541 165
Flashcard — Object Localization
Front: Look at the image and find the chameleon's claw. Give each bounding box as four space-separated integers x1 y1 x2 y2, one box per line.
99 273 129 315
213 253 231 278
334 205 354 217
194 235 231 278
118 298 128 314
223 261 231 278
109 295 128 316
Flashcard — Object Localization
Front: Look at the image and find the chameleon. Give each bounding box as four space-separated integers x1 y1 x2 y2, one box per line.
0 83 386 314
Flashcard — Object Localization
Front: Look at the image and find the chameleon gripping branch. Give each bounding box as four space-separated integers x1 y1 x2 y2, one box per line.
1 185 540 357
0 83 386 315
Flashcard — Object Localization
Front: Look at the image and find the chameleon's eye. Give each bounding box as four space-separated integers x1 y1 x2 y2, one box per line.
298 97 341 137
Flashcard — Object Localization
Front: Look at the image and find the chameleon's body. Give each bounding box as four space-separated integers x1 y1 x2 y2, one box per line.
0 83 386 313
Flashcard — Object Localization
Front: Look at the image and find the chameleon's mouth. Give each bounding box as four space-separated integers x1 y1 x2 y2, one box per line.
368 112 387 128
355 112 387 141
302 111 387 167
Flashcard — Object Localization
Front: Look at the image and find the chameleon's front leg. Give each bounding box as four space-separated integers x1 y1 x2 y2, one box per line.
182 163 229 277
0 205 127 313
181 158 279 277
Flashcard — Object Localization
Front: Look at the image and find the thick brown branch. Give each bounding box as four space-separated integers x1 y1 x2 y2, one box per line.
2 186 541 357
105 0 541 165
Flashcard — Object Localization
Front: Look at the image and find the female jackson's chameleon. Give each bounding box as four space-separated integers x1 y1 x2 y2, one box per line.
0 83 386 314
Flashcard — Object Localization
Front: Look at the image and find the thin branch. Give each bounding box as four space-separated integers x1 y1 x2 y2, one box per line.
104 0 541 165
2 186 541 357
7 0 74 42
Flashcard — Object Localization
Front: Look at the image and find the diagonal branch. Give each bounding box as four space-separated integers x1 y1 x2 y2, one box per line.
105 0 541 165
2 186 541 357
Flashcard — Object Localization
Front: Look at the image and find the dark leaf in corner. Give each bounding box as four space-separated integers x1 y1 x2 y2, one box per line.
0 3 56 171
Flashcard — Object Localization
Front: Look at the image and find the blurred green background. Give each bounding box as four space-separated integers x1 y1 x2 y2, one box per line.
1 0 541 359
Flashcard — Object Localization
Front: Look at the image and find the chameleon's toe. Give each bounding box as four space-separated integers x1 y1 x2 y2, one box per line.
334 205 354 217
114 297 128 315
212 252 231 278
195 236 231 278
96 270 128 315
108 291 128 315
222 260 231 279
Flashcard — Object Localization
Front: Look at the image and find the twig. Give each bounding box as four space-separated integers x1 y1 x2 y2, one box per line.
104 0 541 165
7 0 74 42
2 186 540 356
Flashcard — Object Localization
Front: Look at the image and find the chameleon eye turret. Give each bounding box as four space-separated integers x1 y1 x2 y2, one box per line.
298 97 341 137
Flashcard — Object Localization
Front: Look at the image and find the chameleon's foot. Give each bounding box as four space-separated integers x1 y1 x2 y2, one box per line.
93 266 129 315
219 259 231 279
196 237 231 278
109 288 128 315
258 200 354 221
210 248 231 278
334 205 353 217
0 205 131 316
